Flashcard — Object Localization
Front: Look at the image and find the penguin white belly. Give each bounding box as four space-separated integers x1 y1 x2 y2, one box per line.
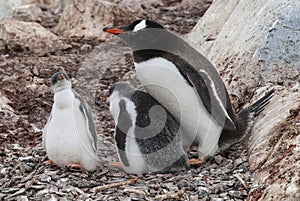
135 58 222 156
44 91 97 171
124 127 146 174
45 107 81 167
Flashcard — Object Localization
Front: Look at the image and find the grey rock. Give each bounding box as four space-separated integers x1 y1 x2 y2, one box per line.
228 190 242 199
0 18 71 56
16 195 29 201
40 174 52 183
214 155 223 165
189 1 300 200
56 179 69 189
5 188 26 199
54 0 137 40
198 187 209 198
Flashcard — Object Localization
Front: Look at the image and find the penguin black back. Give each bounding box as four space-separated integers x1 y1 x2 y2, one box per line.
108 82 189 173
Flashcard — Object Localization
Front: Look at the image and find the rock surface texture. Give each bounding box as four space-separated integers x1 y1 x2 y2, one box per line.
188 0 300 200
0 18 70 55
54 0 138 41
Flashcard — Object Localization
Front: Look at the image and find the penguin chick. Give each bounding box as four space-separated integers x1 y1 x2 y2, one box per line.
43 72 98 172
108 81 189 174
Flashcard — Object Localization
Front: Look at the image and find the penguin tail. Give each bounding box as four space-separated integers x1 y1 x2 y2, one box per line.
240 88 275 122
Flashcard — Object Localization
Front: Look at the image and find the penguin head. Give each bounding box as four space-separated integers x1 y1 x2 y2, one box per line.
103 19 164 35
103 20 167 50
51 72 72 93
108 82 137 120
109 81 136 100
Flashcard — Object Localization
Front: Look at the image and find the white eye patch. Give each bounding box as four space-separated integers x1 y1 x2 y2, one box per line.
133 20 147 33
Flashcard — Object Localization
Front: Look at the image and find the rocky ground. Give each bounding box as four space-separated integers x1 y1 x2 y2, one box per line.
0 0 260 200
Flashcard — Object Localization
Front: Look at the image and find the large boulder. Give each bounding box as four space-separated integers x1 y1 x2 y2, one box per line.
0 18 70 55
188 0 300 200
54 0 138 41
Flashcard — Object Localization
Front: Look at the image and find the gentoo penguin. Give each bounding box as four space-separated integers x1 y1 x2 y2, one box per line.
43 72 98 172
103 20 275 158
108 81 189 174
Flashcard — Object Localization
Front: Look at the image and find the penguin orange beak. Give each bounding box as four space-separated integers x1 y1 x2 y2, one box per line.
103 26 125 35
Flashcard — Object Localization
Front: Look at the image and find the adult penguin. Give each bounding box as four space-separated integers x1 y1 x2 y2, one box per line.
104 20 274 160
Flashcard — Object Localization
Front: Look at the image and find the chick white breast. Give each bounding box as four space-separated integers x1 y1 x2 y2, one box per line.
43 88 98 171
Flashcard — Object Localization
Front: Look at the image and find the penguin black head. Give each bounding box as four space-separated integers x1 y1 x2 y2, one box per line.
51 72 71 92
103 19 164 35
109 81 136 98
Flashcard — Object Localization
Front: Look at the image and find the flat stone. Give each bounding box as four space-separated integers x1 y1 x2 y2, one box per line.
0 18 70 55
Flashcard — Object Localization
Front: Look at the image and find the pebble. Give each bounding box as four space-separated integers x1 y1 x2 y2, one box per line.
229 190 242 198
214 155 223 164
16 196 29 201
56 179 68 189
48 195 58 201
195 180 206 187
1 168 7 175
198 187 209 198
40 174 52 183
5 188 26 199
18 156 33 161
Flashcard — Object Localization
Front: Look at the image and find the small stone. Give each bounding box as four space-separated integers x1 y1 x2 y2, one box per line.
80 44 92 52
211 198 223 201
49 185 58 193
214 155 223 164
40 174 51 183
16 195 28 201
229 190 242 198
48 195 58 201
234 158 243 166
195 180 206 187
164 182 178 191
225 180 236 187
31 185 46 190
190 195 198 201
56 179 68 189
6 188 26 199
0 168 7 175
24 163 35 172
198 187 209 198
233 169 244 174
19 156 33 161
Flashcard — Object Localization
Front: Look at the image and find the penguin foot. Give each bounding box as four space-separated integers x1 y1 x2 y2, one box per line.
43 160 54 166
109 162 124 170
188 157 205 167
67 163 83 171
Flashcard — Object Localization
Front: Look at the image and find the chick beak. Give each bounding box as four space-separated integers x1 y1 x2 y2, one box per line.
58 74 65 80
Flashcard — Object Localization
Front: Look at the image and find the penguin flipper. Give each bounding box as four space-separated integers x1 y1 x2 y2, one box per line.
74 91 98 152
187 69 236 130
42 113 52 150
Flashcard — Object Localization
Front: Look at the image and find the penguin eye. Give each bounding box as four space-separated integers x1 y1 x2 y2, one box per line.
132 20 147 33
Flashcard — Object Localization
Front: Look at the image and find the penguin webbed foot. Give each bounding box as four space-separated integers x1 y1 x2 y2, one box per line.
43 159 54 166
67 163 83 171
108 161 124 170
188 156 206 167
